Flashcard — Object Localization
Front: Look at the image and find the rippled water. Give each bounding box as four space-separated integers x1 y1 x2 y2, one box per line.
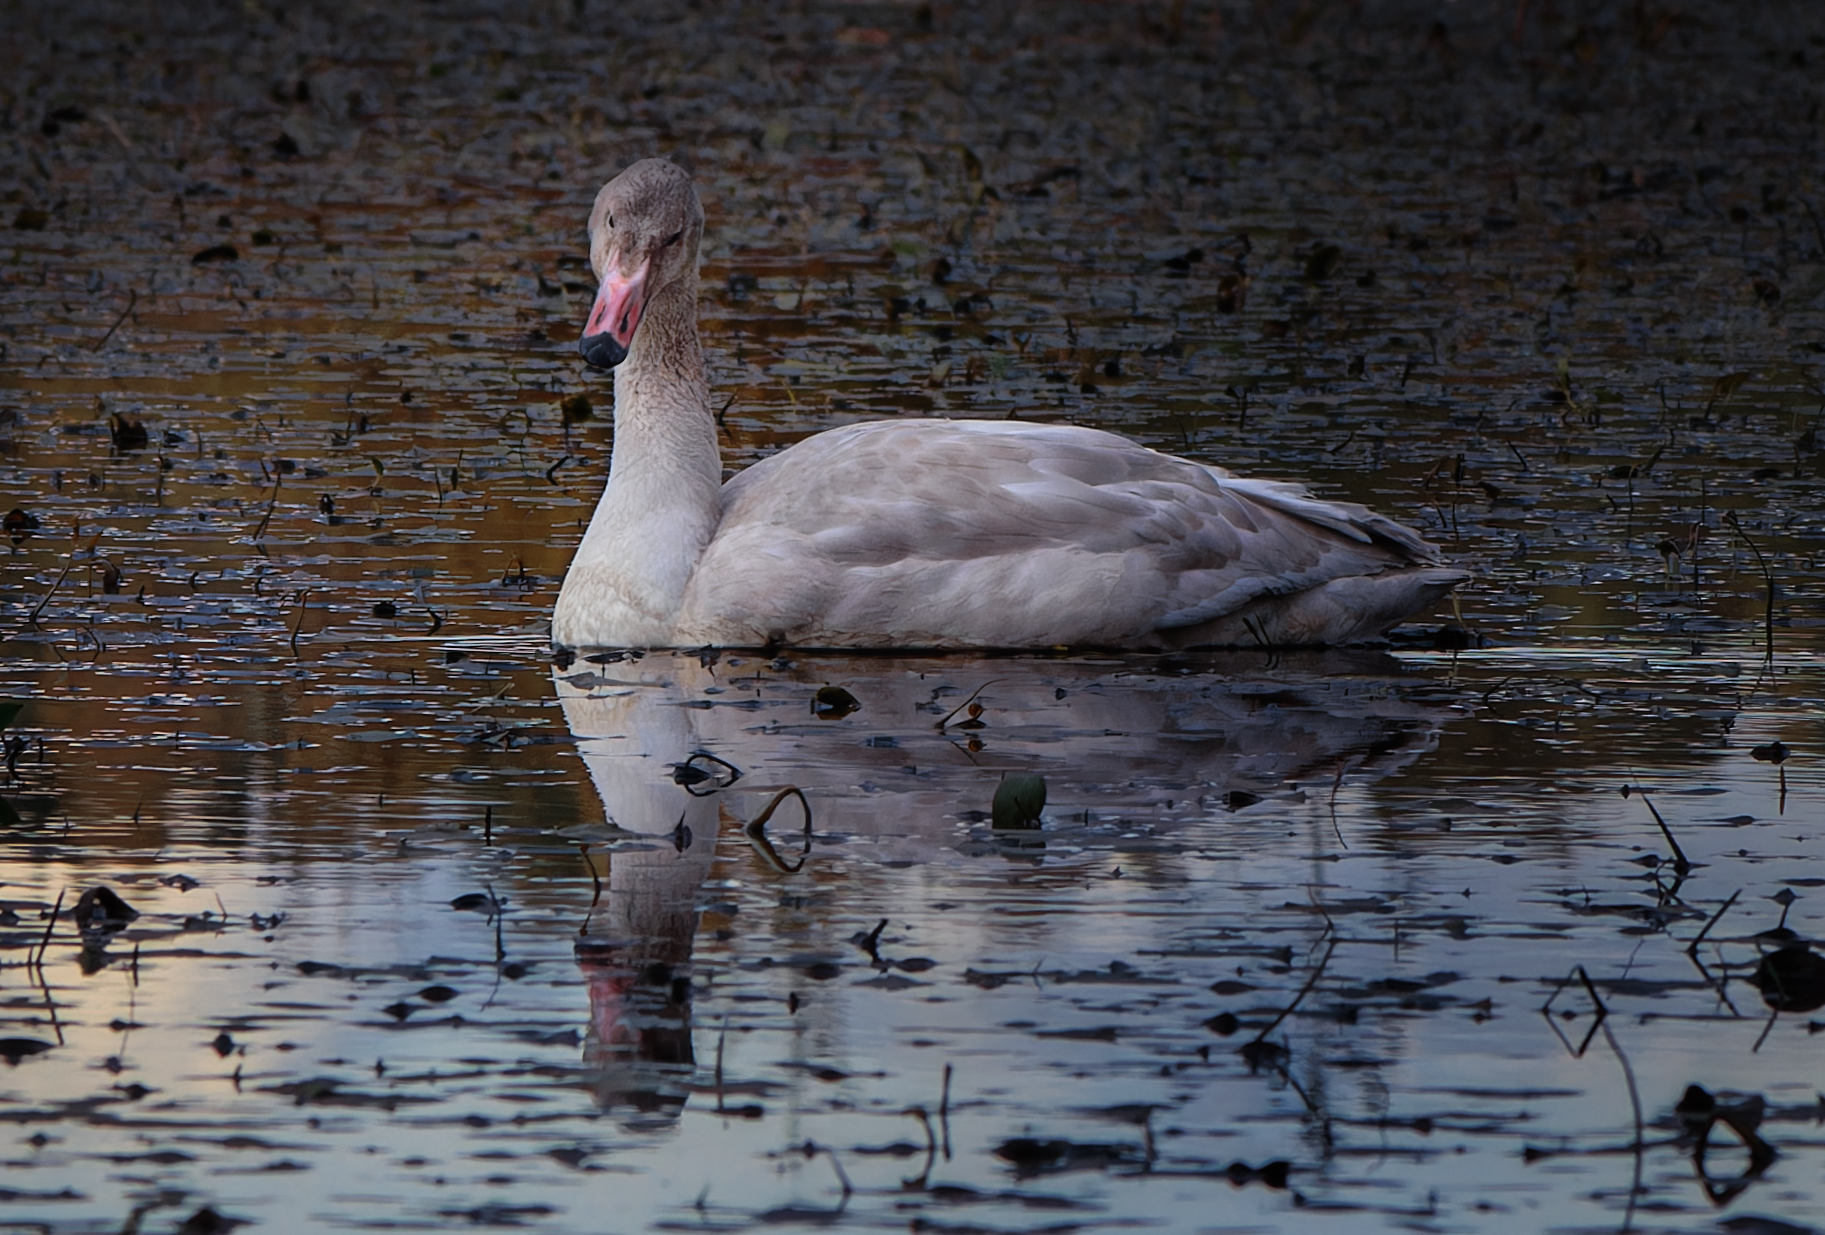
3 1 1824 1232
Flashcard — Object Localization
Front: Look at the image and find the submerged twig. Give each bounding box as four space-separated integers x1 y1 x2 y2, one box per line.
1722 511 1775 663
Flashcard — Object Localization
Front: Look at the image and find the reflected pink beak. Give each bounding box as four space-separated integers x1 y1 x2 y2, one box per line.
579 257 648 369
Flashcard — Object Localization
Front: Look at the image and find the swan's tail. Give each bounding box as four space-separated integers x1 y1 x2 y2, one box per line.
1161 565 1471 649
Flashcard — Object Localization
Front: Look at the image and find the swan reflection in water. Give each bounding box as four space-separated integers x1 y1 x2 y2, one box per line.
552 649 1459 1128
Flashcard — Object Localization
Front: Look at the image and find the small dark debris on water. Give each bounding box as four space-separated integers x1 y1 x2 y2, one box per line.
211 1032 236 1057
993 1137 1144 1175
450 891 502 913
812 685 861 719
1752 741 1790 764
13 206 49 231
1163 247 1203 275
191 243 239 264
109 413 149 450
372 600 397 618
73 886 137 936
3 508 40 539
1303 243 1343 281
1753 945 1825 1013
559 393 592 422
176 1206 245 1235
419 985 458 1003
0 1038 55 1066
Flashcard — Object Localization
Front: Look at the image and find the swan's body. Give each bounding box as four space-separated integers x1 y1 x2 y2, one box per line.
553 160 1467 651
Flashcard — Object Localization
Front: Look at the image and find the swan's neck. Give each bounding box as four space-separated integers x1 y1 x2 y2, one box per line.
554 271 722 648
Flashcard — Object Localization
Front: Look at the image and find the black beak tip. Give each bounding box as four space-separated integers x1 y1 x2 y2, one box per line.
579 332 628 371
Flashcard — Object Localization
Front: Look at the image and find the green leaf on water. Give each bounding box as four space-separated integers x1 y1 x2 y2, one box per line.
992 773 1046 830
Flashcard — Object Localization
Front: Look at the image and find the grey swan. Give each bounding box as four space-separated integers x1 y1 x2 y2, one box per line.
552 159 1468 651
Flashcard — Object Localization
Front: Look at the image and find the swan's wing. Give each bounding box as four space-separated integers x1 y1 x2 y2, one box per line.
677 420 1448 648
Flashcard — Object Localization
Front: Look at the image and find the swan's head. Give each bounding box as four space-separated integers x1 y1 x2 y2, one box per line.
579 159 704 370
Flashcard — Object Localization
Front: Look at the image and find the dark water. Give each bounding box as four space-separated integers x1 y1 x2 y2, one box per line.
2 2 1823 1232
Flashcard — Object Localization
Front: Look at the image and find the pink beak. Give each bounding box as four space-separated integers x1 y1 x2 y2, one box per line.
579 257 648 369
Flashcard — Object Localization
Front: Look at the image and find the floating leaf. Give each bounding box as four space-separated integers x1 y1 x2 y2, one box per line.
991 773 1046 830
1754 945 1825 1012
1303 243 1342 281
0 700 23 731
812 685 860 720
0 1038 55 1066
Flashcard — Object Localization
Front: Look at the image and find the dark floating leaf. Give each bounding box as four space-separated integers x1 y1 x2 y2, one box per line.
73 886 138 935
1751 741 1790 764
211 1032 236 1057
1753 945 1825 1012
109 413 149 450
450 892 500 913
0 1038 55 1066
192 243 239 264
559 393 592 422
991 773 1046 830
382 1001 414 1022
176 1206 245 1235
1204 1012 1241 1036
3 508 40 538
1303 243 1343 281
993 1137 1143 1175
1222 790 1262 811
371 600 397 618
419 985 458 1003
1163 247 1203 275
271 132 299 159
1228 1159 1291 1188
12 207 48 231
811 685 860 720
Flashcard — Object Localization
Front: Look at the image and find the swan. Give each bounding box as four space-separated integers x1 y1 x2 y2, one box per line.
552 159 1468 652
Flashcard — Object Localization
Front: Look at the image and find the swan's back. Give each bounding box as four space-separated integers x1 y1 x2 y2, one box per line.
675 420 1465 649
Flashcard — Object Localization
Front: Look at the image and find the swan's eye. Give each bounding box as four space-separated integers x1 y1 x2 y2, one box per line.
664 229 682 247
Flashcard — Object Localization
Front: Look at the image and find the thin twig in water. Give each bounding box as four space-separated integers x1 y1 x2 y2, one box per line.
92 288 137 350
252 470 282 540
33 889 64 967
1723 511 1775 663
1253 929 1336 1041
933 680 1003 731
1626 784 1690 874
24 554 77 629
290 589 310 655
1687 889 1740 953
